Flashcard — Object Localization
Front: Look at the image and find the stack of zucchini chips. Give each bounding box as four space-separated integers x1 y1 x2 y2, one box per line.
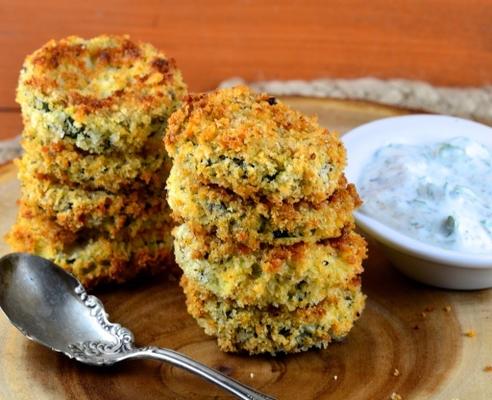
165 86 367 354
7 35 187 287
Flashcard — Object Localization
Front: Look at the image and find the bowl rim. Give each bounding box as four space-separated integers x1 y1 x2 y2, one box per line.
342 114 492 269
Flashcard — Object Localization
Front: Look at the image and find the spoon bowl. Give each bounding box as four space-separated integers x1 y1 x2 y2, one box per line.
0 253 126 362
0 252 274 400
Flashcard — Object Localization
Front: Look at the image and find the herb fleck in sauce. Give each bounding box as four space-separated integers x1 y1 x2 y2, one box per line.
359 137 492 254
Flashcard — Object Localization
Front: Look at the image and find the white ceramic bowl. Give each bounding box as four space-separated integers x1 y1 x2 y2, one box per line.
342 114 492 290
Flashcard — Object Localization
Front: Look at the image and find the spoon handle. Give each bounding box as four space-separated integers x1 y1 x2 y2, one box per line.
134 346 276 400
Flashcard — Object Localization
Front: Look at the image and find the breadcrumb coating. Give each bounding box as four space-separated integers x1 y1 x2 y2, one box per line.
17 162 169 235
181 276 365 355
166 85 366 354
17 199 172 241
8 34 185 288
165 86 346 204
18 35 187 154
21 126 170 193
168 166 360 249
6 212 174 288
174 223 365 310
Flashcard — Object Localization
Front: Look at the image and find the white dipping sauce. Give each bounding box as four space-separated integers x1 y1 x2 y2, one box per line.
358 137 492 254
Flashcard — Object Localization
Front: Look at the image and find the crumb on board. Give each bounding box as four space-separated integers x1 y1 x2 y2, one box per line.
443 305 452 313
250 372 255 379
393 368 400 377
464 329 476 337
333 375 338 380
390 392 402 400
420 312 427 319
424 306 435 312
484 365 492 372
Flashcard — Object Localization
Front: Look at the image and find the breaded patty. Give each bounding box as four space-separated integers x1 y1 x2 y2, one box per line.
165 86 346 204
18 162 169 235
168 166 360 249
17 199 172 241
17 35 187 154
21 127 170 193
181 276 365 355
6 213 174 288
174 223 366 309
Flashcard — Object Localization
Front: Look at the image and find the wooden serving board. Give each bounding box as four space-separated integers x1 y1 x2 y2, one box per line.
0 98 491 400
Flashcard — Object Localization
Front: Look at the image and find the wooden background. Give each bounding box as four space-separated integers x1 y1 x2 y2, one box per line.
1 0 492 140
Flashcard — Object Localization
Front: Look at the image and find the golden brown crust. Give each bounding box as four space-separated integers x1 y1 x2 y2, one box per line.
6 211 175 288
21 126 170 193
165 86 346 204
165 87 366 354
22 35 181 113
8 35 183 289
181 275 365 355
168 166 360 248
174 223 366 309
18 35 187 154
17 162 170 236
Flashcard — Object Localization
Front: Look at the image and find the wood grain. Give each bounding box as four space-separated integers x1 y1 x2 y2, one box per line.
0 99 491 399
2 0 492 140
0 111 22 141
1 0 492 111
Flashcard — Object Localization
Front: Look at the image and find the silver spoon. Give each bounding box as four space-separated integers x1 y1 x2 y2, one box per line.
0 253 275 400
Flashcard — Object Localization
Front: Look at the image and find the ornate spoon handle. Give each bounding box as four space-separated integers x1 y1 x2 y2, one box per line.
134 346 276 400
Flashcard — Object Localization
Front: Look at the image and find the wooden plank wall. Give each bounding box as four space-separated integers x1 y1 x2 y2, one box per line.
1 0 491 139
